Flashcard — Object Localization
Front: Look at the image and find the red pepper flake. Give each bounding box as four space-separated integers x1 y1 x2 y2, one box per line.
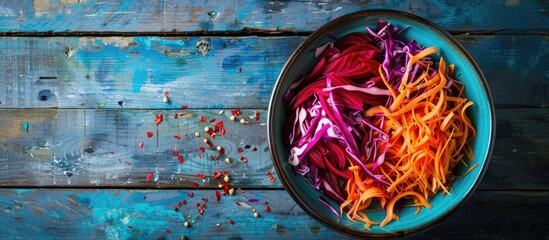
212 155 218 161
183 200 188 205
174 207 179 212
199 146 205 153
220 127 227 135
198 206 204 215
128 226 134 229
251 146 257 152
204 138 214 148
216 120 224 128
264 201 269 205
231 109 241 116
173 150 179 156
197 174 205 179
181 105 188 109
209 118 216 123
155 114 163 125
146 172 153 182
255 111 260 121
177 201 182 207
165 91 170 97
174 113 179 119
202 203 207 209
202 198 208 203
270 177 276 182
236 201 241 206
240 156 248 163
110 151 115 154
237 147 244 153
222 182 230 195
215 190 222 201
200 116 206 122
178 155 184 164
174 135 181 140
196 203 201 207
143 196 147 200
198 154 203 159
213 172 222 179
138 141 144 149
267 171 273 177
187 192 194 198
179 113 188 117
239 67 242 73
264 206 271 212
124 161 132 166
217 146 225 155
166 228 171 234
193 182 199 189
229 219 235 225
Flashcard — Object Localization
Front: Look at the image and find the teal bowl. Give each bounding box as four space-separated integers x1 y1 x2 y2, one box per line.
268 10 495 237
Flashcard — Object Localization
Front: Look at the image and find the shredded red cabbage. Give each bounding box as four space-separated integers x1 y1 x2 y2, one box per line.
285 20 434 205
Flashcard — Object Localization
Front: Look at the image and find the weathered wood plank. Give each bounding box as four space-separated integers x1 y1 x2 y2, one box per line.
0 189 546 239
0 0 546 33
0 108 548 190
0 109 275 188
0 35 548 109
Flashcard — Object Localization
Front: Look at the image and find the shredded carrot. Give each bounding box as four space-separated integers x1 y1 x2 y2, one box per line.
342 48 476 227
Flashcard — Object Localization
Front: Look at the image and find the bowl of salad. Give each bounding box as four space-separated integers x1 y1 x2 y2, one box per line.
268 10 495 237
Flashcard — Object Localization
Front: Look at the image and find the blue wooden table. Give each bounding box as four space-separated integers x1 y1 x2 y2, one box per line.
0 1 548 239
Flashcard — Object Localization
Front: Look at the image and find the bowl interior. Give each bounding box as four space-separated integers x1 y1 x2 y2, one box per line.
268 10 494 237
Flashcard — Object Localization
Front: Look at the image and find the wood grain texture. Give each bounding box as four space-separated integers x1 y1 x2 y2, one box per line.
0 35 548 109
0 189 546 239
1 108 548 190
0 0 546 33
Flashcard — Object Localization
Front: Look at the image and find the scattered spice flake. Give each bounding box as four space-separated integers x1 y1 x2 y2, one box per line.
240 156 248 163
202 198 208 203
212 155 218 160
229 219 235 225
236 201 241 206
155 114 163 125
174 135 181 140
174 207 179 212
146 131 153 138
267 171 273 177
255 111 260 121
174 113 179 119
270 177 276 182
220 127 227 135
139 141 144 149
198 206 204 215
178 155 184 164
264 201 269 205
209 118 216 123
173 150 179 156
198 154 203 159
181 105 188 109
264 206 271 212
179 113 189 117
231 109 241 116
178 201 182 207
248 198 260 203
214 172 222 179
239 67 242 73
143 196 147 200
110 151 115 154
128 226 134 229
222 182 230 194
251 146 257 152
166 228 171 234
146 172 153 182
187 192 194 198
197 174 205 179
183 200 188 205
202 203 207 209
215 190 222 201
216 146 225 155
199 146 206 153
204 138 214 148
200 116 206 122
124 161 132 166
193 182 199 189
237 147 244 153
